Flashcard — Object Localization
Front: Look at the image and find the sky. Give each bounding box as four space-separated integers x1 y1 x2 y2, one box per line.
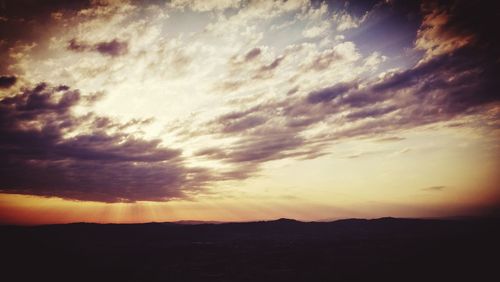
0 0 499 225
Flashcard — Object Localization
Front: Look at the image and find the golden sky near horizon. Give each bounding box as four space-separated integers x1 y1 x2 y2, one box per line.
0 0 499 224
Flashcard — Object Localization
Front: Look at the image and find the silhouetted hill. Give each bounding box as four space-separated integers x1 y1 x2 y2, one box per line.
1 218 498 282
172 220 223 225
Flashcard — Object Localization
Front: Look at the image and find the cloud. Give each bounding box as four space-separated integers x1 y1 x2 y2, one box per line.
345 105 398 121
301 42 360 72
1 0 499 204
422 186 446 191
221 114 267 133
370 48 499 114
307 82 355 104
67 38 128 57
332 11 363 32
0 0 92 73
195 11 500 178
244 47 261 61
253 56 285 79
414 1 499 62
376 136 405 142
0 75 17 88
0 83 208 202
302 21 330 38
226 134 305 163
415 8 471 61
363 52 387 70
171 0 242 12
95 39 128 57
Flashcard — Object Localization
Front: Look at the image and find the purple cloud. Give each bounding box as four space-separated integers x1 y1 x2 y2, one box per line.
0 83 208 202
0 76 17 88
67 38 128 57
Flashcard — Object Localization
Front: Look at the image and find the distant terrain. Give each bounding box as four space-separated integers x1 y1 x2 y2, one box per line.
1 218 498 282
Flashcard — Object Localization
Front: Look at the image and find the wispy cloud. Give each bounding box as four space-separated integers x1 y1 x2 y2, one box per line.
68 38 128 57
422 186 446 192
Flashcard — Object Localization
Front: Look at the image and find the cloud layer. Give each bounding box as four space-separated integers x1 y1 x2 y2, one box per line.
0 0 498 202
0 83 208 202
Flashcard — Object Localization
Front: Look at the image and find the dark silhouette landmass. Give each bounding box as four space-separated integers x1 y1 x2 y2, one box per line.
1 217 498 282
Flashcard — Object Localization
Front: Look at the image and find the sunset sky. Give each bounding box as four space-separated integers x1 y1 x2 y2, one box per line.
0 0 498 225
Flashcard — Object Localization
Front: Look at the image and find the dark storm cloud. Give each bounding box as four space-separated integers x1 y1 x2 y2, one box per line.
0 75 17 88
0 83 207 202
67 38 129 57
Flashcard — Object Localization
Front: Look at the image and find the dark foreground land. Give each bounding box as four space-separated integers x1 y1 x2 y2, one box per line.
1 218 499 282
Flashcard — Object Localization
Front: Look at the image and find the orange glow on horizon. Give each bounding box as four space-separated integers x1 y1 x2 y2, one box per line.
1 188 498 225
